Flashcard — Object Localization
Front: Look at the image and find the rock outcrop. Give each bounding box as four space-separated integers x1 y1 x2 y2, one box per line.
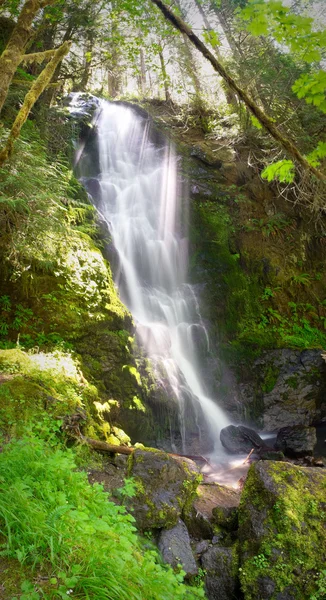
275 425 317 457
127 449 201 530
238 460 326 599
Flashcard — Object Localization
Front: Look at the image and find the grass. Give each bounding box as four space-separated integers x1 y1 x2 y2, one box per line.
0 432 205 600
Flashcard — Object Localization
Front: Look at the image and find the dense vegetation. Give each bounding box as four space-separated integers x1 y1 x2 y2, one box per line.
0 0 325 598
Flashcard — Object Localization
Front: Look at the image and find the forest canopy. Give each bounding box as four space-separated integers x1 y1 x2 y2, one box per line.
0 0 325 203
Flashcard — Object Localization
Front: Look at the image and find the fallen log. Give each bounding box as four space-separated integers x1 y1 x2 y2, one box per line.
79 434 210 464
81 436 133 455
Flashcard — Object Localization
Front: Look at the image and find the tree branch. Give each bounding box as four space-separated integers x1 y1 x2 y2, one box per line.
0 41 71 166
150 0 326 183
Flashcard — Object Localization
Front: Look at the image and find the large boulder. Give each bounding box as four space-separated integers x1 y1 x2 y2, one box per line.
158 519 198 578
275 425 317 458
238 461 326 599
237 350 326 431
185 482 240 539
220 425 265 454
201 546 239 600
127 449 201 530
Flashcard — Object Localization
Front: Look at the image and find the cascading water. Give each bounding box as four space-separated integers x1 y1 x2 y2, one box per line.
77 98 229 457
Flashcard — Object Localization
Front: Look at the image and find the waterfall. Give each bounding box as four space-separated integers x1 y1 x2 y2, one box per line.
78 99 229 455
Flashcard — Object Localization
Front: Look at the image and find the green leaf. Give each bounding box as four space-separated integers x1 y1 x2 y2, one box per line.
261 160 295 183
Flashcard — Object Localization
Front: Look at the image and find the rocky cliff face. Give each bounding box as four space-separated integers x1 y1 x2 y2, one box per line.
141 100 326 435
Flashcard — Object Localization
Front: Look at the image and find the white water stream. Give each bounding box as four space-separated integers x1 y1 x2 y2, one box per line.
83 100 230 456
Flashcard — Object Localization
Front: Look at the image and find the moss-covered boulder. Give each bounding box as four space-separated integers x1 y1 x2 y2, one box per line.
238 461 326 599
185 482 240 539
127 449 202 530
0 348 129 443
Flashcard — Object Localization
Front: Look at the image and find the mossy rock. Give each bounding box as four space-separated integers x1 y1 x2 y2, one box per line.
0 348 116 440
184 482 240 539
127 449 202 531
238 460 326 599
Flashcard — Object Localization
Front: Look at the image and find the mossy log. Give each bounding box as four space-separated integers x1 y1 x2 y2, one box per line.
0 40 71 165
151 0 326 183
0 0 56 114
80 434 209 463
82 436 134 455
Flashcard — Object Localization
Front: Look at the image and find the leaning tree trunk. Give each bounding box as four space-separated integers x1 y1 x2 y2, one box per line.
150 0 326 183
0 41 71 165
0 0 55 114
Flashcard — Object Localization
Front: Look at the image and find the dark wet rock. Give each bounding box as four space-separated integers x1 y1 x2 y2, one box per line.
158 519 197 578
275 425 317 458
236 350 326 431
220 425 265 454
259 449 285 461
238 461 326 599
212 504 238 531
195 540 210 556
81 177 102 204
184 482 240 538
258 577 276 598
127 449 201 530
190 146 223 169
201 546 239 600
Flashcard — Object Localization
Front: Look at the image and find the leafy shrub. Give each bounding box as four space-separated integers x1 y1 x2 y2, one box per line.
0 435 204 599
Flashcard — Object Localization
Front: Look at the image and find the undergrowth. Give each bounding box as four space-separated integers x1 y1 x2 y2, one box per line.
0 432 204 600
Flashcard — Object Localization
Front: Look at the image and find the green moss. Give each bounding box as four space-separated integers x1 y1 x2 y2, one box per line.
286 375 299 390
239 462 326 599
262 364 280 393
0 348 121 441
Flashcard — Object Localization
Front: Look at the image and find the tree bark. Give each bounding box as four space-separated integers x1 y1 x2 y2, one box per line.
0 0 55 115
0 40 71 165
139 47 147 97
150 0 326 183
158 47 171 101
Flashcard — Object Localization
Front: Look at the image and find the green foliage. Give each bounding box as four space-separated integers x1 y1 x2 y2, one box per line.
252 554 269 569
310 570 326 600
306 142 326 168
203 30 220 48
0 435 204 599
261 160 295 184
239 0 326 63
291 273 312 286
0 347 100 436
292 71 326 114
244 213 294 236
238 0 326 185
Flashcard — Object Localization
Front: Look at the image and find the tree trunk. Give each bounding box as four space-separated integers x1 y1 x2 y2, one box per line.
0 40 71 165
174 0 203 108
210 0 243 60
139 47 147 97
41 20 75 107
194 0 238 107
74 34 95 92
0 0 54 114
158 47 171 101
150 0 326 183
